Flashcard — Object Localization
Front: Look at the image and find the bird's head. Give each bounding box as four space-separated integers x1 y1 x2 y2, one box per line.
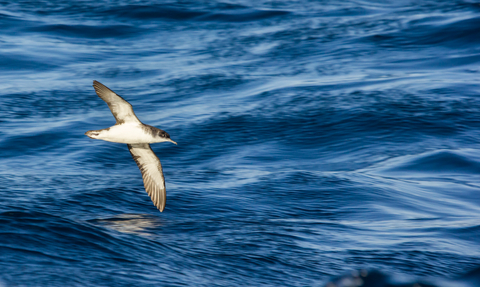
155 128 177 145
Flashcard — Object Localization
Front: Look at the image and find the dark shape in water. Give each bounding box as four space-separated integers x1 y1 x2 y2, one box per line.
326 266 480 287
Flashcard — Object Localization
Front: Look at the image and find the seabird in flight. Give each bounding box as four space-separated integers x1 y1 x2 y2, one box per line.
85 81 176 212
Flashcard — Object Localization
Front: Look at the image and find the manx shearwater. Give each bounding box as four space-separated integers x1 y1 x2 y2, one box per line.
85 80 176 212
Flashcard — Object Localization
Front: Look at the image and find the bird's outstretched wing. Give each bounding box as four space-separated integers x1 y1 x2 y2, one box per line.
128 143 166 212
93 80 141 125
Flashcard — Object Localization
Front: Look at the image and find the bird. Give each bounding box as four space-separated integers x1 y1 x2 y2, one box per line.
85 80 176 212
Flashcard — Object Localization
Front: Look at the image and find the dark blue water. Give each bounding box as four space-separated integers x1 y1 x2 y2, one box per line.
1 1 480 286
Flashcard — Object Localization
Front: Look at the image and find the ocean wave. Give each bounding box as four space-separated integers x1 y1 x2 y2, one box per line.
101 5 289 22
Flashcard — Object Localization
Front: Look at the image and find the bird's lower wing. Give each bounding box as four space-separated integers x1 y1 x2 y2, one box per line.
128 143 166 212
93 80 141 125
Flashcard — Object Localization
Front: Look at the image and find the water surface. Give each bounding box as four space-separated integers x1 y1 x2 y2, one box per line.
1 0 480 286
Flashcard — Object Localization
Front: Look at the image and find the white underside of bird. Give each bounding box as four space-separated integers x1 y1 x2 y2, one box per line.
89 123 164 144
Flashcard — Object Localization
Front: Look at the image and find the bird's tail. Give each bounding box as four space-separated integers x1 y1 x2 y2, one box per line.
85 130 101 139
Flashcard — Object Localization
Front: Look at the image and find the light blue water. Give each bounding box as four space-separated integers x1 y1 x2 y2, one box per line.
1 1 480 286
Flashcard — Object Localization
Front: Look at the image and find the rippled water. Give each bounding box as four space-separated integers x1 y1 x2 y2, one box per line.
1 1 480 286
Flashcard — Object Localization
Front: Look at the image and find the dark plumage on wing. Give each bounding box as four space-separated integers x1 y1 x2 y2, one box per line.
128 143 166 212
92 80 141 125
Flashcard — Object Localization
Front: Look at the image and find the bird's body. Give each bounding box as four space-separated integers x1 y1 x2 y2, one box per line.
87 123 168 144
85 81 176 212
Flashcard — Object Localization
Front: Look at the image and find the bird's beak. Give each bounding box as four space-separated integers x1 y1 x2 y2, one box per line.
168 139 177 145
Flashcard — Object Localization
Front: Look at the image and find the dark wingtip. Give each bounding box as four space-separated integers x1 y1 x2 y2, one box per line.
92 80 118 97
158 202 165 212
93 80 103 88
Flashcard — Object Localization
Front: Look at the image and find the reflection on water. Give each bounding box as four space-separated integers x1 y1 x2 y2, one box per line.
90 214 163 236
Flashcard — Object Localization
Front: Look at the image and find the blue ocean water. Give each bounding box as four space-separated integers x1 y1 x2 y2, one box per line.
1 0 480 286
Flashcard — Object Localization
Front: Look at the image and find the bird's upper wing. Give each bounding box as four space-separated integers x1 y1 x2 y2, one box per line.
128 143 166 212
93 80 141 125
